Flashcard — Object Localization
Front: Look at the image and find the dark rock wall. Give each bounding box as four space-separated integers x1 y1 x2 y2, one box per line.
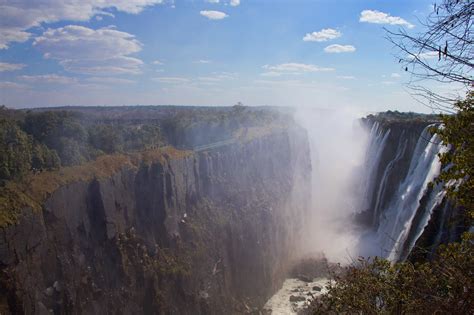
364 121 428 228
362 119 465 261
0 126 311 314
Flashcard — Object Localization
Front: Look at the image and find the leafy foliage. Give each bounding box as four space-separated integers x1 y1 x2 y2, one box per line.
0 108 166 183
0 105 283 184
313 233 473 314
437 91 474 225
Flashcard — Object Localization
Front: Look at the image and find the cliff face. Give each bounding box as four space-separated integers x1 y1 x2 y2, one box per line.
0 126 311 314
361 120 428 227
360 118 465 261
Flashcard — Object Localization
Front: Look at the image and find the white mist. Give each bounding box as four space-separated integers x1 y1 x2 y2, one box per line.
295 108 370 264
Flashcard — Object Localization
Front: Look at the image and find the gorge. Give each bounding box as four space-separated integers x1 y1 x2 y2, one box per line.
0 106 466 314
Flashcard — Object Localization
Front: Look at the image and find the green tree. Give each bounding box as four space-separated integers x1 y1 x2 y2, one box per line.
313 233 473 314
437 92 474 224
0 119 33 181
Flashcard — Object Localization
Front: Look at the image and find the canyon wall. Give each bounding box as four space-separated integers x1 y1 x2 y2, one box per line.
0 125 311 314
360 117 465 261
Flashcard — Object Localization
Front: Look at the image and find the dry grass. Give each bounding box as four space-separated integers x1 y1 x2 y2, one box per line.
0 146 192 227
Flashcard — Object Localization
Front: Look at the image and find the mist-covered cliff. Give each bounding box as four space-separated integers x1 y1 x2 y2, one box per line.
358 112 466 261
0 121 311 314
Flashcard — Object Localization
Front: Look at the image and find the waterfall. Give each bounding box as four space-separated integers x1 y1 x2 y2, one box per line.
358 122 390 216
372 136 408 226
374 125 445 261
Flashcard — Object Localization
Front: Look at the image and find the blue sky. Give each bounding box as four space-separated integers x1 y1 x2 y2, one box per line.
0 0 441 112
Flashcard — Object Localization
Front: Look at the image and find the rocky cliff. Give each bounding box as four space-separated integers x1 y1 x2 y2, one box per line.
360 115 465 261
0 125 311 314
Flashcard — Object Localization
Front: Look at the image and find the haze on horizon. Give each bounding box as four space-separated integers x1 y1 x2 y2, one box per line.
0 0 455 113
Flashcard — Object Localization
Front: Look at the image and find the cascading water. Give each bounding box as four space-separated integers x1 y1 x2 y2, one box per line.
358 122 391 224
265 114 453 313
362 124 447 261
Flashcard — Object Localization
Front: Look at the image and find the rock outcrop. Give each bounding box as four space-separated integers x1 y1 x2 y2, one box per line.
0 126 311 314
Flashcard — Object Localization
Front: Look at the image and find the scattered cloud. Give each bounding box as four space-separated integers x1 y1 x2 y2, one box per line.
153 77 190 84
153 60 164 65
409 51 438 60
200 10 228 20
260 71 282 77
303 28 341 42
86 77 135 84
0 0 164 49
0 62 25 72
197 76 221 82
194 60 212 64
18 74 78 84
360 10 415 28
95 11 115 21
230 0 240 6
391 73 401 78
324 44 356 53
337 75 355 80
33 25 143 75
262 63 334 74
0 81 27 89
153 72 235 86
206 0 220 3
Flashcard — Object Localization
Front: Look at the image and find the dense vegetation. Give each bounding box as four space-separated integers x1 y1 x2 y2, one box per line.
364 111 441 127
0 107 165 184
437 92 474 226
0 105 288 185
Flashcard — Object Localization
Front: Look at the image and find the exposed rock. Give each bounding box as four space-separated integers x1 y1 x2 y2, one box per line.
289 295 305 302
0 126 312 314
296 275 313 283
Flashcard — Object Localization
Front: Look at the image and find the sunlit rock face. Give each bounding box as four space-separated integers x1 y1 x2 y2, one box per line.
0 125 311 314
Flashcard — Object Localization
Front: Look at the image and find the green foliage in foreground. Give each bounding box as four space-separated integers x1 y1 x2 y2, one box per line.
437 92 474 226
313 233 473 314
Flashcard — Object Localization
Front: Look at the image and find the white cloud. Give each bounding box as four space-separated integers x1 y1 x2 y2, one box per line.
262 63 334 74
153 60 164 65
197 76 221 82
390 73 401 78
153 77 190 84
194 59 212 64
0 1 164 49
337 75 355 80
206 0 220 3
409 51 438 60
260 71 282 77
360 10 415 28
303 28 341 42
230 0 240 6
324 44 356 53
0 81 26 89
86 77 135 84
153 72 235 86
18 74 78 84
0 62 25 72
33 25 143 75
200 10 228 20
199 72 236 81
